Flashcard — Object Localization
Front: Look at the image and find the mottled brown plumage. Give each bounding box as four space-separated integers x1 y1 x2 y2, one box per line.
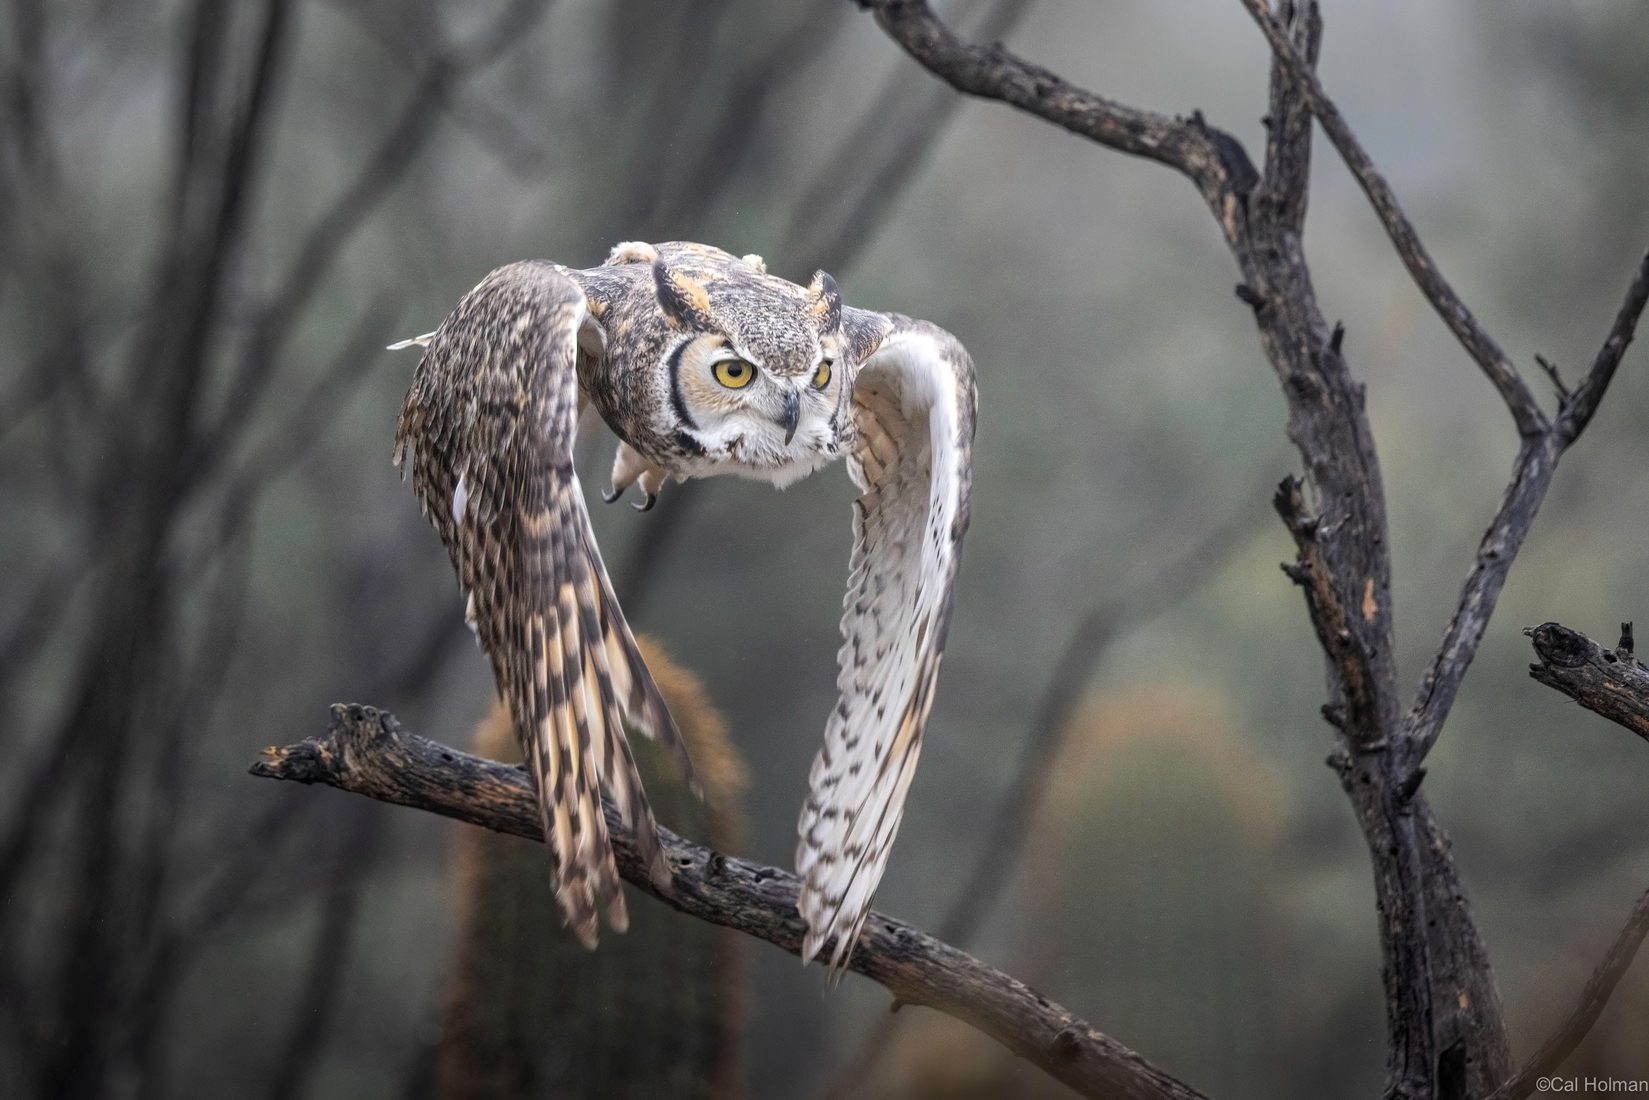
396 263 684 947
392 242 976 977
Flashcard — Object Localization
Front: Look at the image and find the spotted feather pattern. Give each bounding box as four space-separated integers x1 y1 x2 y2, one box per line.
394 261 692 948
795 312 977 980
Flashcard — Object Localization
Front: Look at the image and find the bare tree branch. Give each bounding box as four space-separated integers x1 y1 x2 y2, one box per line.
1397 438 1560 766
1526 622 1649 743
187 0 553 489
253 706 1212 1100
860 6 1649 1094
1556 251 1649 444
854 2 1649 1095
1237 0 1547 439
1402 252 1649 769
860 0 1252 219
866 1 1459 1090
1484 886 1649 1100
1256 0 1320 233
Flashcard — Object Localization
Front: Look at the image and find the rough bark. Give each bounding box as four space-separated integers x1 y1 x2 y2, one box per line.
857 3 1649 1096
1527 622 1649 743
253 705 1211 1100
858 2 1493 1094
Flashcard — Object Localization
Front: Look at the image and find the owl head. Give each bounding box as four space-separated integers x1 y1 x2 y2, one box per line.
652 257 847 484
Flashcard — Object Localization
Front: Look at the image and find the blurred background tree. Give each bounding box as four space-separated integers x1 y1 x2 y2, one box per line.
435 639 747 1100
1 2 1645 1097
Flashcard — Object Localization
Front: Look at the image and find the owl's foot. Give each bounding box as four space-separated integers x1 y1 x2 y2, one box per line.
606 442 668 512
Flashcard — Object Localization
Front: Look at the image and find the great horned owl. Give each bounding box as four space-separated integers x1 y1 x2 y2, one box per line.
392 240 976 978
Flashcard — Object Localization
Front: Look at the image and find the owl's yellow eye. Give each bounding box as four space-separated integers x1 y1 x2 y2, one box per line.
713 358 756 389
812 359 832 389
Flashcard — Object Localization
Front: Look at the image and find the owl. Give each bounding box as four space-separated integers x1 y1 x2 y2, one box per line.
391 240 976 978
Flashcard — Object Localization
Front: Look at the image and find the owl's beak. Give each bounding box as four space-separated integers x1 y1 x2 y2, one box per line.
779 390 801 444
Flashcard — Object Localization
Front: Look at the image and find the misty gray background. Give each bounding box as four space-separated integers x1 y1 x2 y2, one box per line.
3 1 1647 1096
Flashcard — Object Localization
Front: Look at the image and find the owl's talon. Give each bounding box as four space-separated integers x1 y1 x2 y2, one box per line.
601 486 622 504
633 492 657 513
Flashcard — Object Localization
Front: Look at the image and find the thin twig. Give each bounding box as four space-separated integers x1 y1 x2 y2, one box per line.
652 4 846 230
1484 887 1649 1100
187 0 554 488
1534 354 1569 402
1556 250 1649 444
1404 253 1649 769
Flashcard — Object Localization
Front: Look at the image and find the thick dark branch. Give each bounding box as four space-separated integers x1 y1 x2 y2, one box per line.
1238 0 1546 438
861 0 1255 216
252 705 1211 1100
1275 475 1383 740
1526 622 1649 742
1256 0 1321 230
1485 885 1649 1100
860 4 1485 1095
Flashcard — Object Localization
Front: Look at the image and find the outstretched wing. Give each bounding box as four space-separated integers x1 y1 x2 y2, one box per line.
393 260 693 948
795 310 977 979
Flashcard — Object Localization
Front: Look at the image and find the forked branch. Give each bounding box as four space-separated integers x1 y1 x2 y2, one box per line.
859 3 1648 1097
1238 0 1546 438
1404 252 1649 769
252 705 1210 1100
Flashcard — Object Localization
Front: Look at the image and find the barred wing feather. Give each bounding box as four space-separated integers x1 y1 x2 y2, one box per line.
393 261 693 948
795 311 977 980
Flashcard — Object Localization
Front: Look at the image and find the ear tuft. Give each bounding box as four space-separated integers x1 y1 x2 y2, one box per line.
607 240 659 266
653 260 713 329
807 271 842 331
